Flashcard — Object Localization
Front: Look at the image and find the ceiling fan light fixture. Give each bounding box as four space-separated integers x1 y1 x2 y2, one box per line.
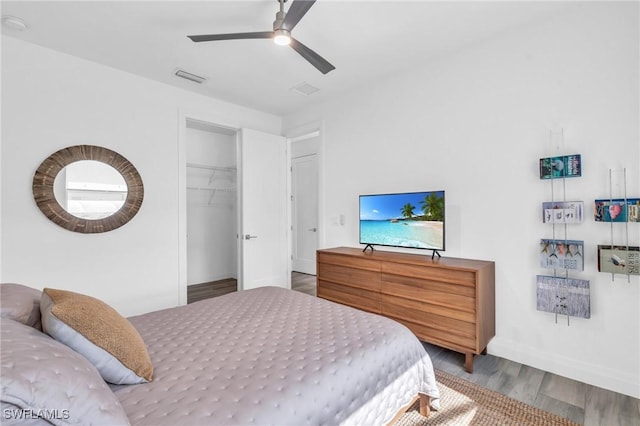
273 29 291 46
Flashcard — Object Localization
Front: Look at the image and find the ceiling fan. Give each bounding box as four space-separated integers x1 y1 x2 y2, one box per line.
188 0 335 74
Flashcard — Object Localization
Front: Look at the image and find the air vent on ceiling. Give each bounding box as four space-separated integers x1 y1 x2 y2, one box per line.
290 82 320 96
174 69 206 84
2 15 28 31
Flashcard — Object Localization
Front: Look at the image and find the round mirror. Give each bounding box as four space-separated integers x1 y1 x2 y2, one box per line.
33 145 144 233
53 160 128 220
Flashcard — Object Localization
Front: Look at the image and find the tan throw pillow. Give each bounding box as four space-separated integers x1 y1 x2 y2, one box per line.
40 288 153 384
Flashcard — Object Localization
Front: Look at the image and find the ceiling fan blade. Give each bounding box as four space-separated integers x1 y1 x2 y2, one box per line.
290 37 335 74
188 31 273 42
281 0 316 31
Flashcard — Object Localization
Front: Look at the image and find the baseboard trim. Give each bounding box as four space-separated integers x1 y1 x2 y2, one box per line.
488 337 639 399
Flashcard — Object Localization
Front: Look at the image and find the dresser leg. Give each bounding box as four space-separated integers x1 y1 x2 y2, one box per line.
465 353 474 373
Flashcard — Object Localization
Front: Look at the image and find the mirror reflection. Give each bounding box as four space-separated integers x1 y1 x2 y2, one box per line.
53 160 128 220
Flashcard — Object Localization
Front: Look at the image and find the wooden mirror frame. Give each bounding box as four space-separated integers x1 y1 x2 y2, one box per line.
33 145 144 233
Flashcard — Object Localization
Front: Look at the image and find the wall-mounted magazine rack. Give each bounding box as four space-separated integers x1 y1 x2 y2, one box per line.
537 130 588 325
595 168 639 281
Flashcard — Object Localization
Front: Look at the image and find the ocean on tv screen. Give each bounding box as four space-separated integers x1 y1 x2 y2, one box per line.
360 219 444 250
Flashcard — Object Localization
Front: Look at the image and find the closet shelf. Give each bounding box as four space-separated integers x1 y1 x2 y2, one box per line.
187 163 236 172
187 186 235 192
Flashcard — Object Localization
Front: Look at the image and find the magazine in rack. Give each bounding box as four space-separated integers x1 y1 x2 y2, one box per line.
594 198 640 222
539 154 582 179
597 245 640 275
540 239 584 271
536 275 590 319
542 201 583 224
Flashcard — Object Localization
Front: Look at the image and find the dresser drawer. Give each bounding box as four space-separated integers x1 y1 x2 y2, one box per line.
382 273 475 298
317 263 380 291
318 252 380 272
380 279 475 313
382 301 475 339
380 293 475 323
383 262 477 286
390 317 477 353
318 280 381 314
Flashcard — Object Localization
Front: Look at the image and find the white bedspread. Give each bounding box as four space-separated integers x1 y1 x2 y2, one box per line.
113 287 439 425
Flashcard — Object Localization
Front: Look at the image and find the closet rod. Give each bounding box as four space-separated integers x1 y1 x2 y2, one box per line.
186 162 236 172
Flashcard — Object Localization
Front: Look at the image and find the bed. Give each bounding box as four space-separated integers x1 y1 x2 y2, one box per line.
1 284 440 425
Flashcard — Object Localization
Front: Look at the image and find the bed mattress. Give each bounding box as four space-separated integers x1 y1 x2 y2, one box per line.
112 286 439 425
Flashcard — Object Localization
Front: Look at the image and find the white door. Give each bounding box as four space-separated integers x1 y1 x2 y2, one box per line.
239 128 288 290
292 154 318 274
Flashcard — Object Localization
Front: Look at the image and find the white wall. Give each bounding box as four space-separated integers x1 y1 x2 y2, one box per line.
284 3 639 398
1 36 281 316
186 126 237 284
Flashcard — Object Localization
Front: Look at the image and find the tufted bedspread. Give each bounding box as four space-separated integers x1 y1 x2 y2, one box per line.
112 286 440 426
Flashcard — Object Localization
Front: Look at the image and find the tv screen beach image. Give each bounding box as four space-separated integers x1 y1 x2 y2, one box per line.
360 191 444 250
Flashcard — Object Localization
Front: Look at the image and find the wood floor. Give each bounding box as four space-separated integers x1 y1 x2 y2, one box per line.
187 274 311 303
292 272 640 426
290 271 317 296
187 278 237 303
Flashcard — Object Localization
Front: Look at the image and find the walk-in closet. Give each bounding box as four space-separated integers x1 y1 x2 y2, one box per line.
185 120 238 302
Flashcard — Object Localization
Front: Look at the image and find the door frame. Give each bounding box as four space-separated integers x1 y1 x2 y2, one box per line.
290 138 318 274
178 112 323 305
285 120 325 276
178 109 241 306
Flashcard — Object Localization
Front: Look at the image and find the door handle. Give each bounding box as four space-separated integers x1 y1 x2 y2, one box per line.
308 227 317 232
244 234 258 240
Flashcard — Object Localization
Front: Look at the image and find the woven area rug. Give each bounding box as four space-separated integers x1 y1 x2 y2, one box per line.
394 370 580 426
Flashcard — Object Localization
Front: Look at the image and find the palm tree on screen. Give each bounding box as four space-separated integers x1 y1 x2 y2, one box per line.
401 203 416 219
420 193 444 221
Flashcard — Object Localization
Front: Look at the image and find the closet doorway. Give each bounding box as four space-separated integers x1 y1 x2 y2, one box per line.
185 120 238 303
179 116 289 305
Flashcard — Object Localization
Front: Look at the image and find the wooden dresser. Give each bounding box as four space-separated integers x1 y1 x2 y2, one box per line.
316 247 495 373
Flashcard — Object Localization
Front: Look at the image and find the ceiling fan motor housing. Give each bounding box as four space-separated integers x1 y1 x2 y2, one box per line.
274 10 285 30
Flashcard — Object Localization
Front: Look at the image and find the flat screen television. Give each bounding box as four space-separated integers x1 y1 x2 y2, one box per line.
359 190 445 256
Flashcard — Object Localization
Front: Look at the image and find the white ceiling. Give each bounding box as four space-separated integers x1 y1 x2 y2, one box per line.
1 1 573 116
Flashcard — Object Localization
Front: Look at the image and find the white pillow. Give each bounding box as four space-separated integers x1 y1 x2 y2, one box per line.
0 283 42 330
0 318 131 425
